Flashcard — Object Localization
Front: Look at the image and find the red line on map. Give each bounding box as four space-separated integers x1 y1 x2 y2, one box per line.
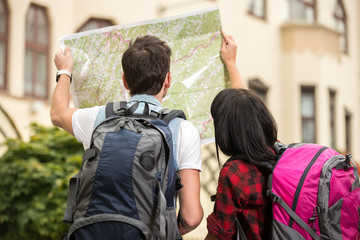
103 32 131 44
200 116 213 138
171 32 220 63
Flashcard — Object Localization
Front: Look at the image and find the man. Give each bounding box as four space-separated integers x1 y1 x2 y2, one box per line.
50 35 203 235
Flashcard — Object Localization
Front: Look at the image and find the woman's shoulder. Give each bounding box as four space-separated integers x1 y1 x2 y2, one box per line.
223 157 253 170
221 157 265 180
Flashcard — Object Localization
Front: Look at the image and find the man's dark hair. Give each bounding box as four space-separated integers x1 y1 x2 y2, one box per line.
211 88 278 171
121 35 172 95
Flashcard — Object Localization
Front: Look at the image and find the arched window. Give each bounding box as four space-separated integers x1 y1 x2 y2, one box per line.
286 0 316 23
77 18 113 33
333 0 347 53
0 0 8 90
24 4 49 98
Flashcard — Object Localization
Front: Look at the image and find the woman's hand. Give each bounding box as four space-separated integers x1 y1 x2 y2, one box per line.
220 30 246 89
220 30 237 67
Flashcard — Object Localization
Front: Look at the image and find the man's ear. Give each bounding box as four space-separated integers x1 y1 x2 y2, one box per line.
122 74 130 90
164 72 171 89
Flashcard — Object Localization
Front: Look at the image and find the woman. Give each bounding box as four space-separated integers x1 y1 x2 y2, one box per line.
205 31 278 240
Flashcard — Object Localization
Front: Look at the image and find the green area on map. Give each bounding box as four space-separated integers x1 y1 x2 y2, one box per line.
62 8 227 140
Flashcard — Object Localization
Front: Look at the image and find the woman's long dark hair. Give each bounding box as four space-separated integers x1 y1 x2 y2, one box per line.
211 88 278 171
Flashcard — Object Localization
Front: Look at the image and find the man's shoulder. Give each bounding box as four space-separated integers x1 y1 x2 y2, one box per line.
74 105 104 113
73 105 104 120
176 118 194 129
175 118 200 145
73 105 105 128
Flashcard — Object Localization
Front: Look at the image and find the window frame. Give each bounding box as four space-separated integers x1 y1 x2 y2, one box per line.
77 18 114 33
0 0 9 90
345 109 352 153
287 0 317 23
247 0 267 20
301 86 316 143
333 0 348 54
329 89 336 149
24 3 50 99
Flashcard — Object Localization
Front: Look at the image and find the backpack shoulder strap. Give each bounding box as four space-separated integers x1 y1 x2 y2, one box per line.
160 109 187 125
105 101 128 118
106 101 154 118
106 101 144 118
105 102 114 118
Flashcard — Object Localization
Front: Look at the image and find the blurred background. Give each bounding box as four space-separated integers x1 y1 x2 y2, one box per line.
0 0 359 239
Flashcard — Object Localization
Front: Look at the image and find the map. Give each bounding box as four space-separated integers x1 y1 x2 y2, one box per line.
60 6 228 142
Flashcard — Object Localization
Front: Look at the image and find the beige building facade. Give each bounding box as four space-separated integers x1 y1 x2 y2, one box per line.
0 0 359 238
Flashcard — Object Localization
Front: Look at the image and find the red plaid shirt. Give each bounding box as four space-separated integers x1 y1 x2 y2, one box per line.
207 158 271 240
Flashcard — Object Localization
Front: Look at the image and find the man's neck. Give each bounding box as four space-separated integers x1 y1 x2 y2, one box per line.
130 87 165 103
154 88 165 103
154 93 163 103
130 94 162 106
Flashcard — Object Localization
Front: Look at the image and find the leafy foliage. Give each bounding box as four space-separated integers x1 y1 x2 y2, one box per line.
0 123 83 239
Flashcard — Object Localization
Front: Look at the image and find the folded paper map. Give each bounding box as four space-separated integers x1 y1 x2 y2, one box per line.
59 6 227 143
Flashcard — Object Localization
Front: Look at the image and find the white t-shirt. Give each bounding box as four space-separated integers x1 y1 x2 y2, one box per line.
72 106 202 171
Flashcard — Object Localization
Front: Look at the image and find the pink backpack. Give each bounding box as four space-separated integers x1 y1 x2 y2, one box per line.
267 143 360 240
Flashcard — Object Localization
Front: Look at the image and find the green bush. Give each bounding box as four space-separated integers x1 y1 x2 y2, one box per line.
0 123 83 240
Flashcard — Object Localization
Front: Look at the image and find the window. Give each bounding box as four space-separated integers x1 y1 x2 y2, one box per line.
0 0 8 90
249 78 268 104
24 4 49 98
77 18 113 33
301 86 316 143
285 0 316 23
345 110 351 153
329 90 336 148
247 0 266 19
333 0 348 53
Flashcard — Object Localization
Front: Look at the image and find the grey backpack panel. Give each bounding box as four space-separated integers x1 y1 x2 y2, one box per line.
272 220 306 240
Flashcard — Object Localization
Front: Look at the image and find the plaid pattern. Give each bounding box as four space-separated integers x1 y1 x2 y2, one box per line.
207 158 271 240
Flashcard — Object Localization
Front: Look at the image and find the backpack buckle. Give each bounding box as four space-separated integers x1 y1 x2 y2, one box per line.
150 110 160 118
309 206 320 230
273 141 286 155
267 189 273 197
267 190 279 202
116 108 127 116
345 154 352 169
